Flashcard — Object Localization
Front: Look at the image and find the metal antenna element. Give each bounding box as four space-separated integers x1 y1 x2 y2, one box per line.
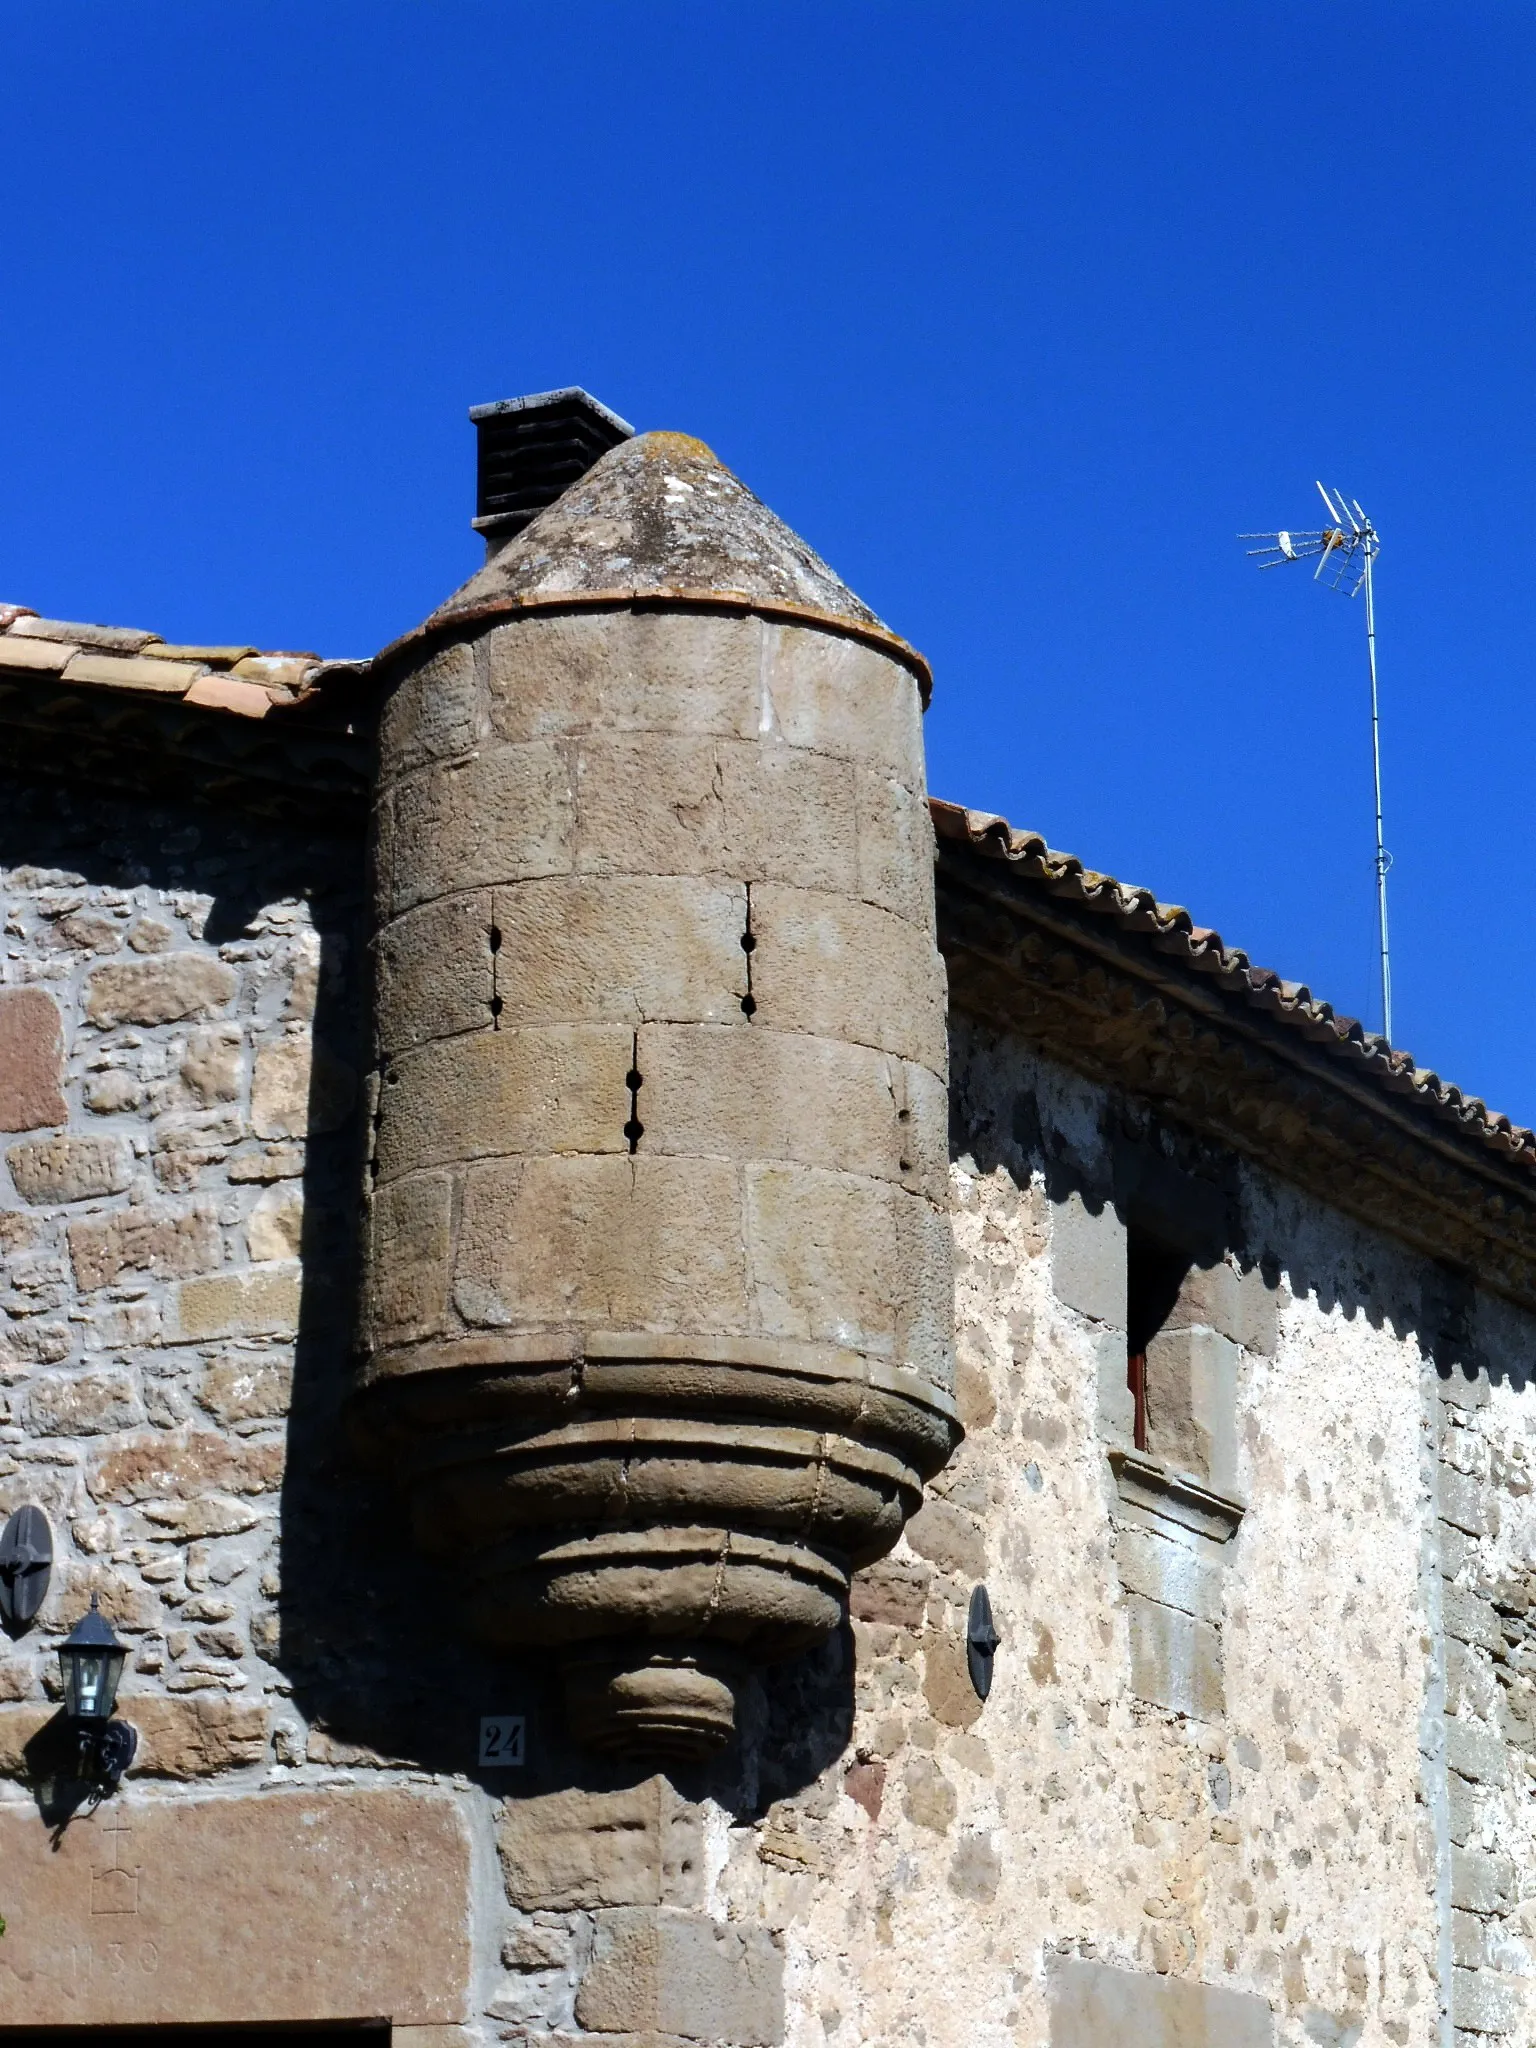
1240 485 1391 1042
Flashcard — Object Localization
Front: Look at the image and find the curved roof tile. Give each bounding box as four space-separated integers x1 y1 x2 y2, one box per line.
930 797 1536 1173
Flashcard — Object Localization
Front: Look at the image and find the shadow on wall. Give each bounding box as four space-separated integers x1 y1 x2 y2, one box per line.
0 772 851 1820
948 1010 1532 1399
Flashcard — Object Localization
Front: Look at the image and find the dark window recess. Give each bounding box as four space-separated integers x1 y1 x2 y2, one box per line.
1126 1230 1194 1455
470 388 634 544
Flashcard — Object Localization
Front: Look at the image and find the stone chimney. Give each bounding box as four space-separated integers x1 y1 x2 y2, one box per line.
469 387 633 559
354 414 959 1756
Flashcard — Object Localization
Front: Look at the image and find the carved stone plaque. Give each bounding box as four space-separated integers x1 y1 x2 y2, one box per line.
0 1786 473 2026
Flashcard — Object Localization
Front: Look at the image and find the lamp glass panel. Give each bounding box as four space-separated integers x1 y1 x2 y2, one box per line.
63 1643 124 1720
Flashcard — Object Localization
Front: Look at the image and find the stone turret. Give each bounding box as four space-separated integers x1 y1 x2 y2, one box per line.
354 426 959 1755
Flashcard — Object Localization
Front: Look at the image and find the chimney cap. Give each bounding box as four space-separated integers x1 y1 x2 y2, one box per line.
468 386 635 434
469 388 636 547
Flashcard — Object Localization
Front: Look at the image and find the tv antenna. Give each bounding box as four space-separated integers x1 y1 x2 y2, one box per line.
1241 484 1391 1042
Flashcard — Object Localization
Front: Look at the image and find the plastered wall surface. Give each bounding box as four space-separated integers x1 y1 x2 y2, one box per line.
697 1019 1462 2048
4 776 1536 2048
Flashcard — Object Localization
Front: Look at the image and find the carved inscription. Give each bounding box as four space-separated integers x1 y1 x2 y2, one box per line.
91 1813 141 1916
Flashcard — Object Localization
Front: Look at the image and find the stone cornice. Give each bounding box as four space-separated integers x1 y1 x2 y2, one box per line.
936 834 1536 1310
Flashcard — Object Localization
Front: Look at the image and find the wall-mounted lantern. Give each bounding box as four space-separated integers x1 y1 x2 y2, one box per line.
58 1596 136 1789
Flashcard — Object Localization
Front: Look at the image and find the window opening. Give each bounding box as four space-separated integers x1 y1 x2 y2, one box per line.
1126 1230 1193 1455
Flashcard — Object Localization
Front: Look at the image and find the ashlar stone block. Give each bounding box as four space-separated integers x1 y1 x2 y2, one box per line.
1125 1591 1225 1721
759 618 926 787
377 638 481 773
1440 1464 1496 1539
0 1787 472 2026
572 731 857 891
635 1023 946 1203
481 609 762 748
388 741 574 912
1166 1256 1279 1355
8 1131 132 1205
432 875 749 1031
170 1265 301 1343
575 1908 784 2046
84 954 237 1027
1051 1190 1126 1329
745 1164 900 1356
373 890 498 1053
455 1154 748 1335
1451 1966 1522 2035
1143 1326 1241 1497
1048 1957 1273 2047
375 1024 632 1181
1447 1715 1508 1787
748 882 947 1073
1451 1846 1516 1914
854 763 939 930
366 1170 455 1348
0 986 67 1131
499 1777 703 1910
1115 1523 1224 1624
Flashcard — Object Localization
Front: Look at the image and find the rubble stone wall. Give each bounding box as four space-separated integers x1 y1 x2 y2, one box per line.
0 777 495 2034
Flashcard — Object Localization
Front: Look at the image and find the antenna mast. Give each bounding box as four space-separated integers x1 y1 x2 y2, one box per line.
1240 485 1391 1042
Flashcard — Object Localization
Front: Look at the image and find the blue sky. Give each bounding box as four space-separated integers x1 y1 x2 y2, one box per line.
3 7 1532 1119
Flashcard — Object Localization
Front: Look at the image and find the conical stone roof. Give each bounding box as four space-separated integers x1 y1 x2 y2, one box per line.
406 431 929 698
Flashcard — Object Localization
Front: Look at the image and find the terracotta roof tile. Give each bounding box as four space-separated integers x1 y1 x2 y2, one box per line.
144 642 259 667
10 617 158 653
0 604 337 719
232 653 321 691
930 797 1536 1173
182 673 275 718
0 634 76 673
61 650 208 694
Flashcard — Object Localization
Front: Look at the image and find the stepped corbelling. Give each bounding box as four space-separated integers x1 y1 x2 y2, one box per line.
354 432 960 1754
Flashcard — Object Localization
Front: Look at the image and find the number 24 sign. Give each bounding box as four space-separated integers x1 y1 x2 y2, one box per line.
479 1715 526 1767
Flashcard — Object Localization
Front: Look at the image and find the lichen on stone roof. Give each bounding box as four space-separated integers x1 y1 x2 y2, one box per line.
418 431 931 698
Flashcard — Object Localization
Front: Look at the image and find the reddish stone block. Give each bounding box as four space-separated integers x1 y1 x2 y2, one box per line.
0 988 67 1132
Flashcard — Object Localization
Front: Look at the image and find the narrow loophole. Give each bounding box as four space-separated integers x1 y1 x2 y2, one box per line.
489 925 503 952
489 994 504 1026
740 883 756 1018
625 1036 644 1151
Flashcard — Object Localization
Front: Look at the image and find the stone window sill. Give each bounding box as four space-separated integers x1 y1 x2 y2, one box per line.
1107 1448 1244 1547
